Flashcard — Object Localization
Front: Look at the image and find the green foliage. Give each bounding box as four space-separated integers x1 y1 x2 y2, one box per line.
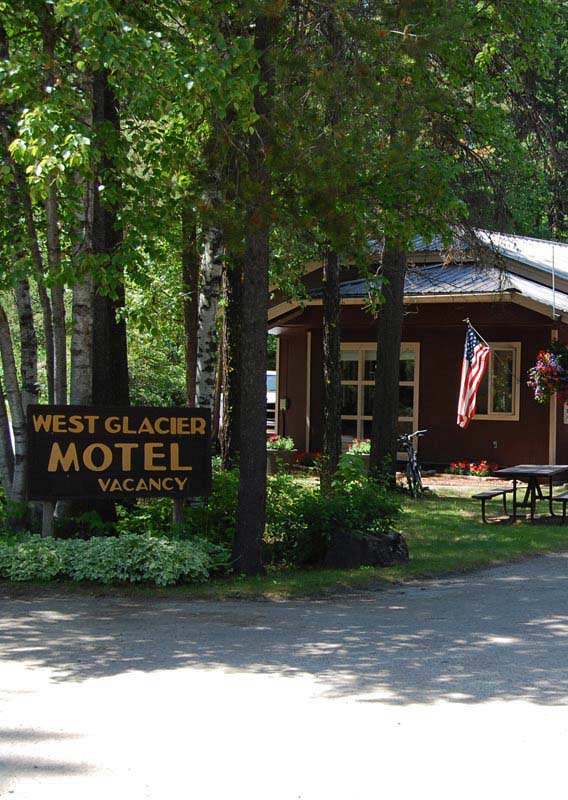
0 533 229 587
184 467 240 547
346 438 371 455
266 435 295 451
268 464 400 567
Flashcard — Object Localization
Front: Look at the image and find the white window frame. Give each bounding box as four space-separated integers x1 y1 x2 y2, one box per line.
473 341 521 422
340 342 420 445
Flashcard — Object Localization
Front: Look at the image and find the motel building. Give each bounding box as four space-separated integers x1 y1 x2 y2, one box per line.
268 231 568 468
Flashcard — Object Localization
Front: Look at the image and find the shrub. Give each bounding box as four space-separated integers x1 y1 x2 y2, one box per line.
448 460 470 475
347 438 371 455
0 534 229 587
469 460 498 477
295 451 321 467
184 467 240 546
266 434 295 451
268 455 400 567
447 460 497 477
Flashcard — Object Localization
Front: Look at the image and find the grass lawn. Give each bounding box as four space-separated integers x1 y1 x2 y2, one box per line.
203 488 568 598
5 488 568 601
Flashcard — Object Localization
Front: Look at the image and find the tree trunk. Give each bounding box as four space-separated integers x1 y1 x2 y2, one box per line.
70 276 94 404
232 13 279 575
220 257 243 470
45 185 67 404
0 377 14 497
17 177 55 403
91 69 129 407
196 224 223 408
370 245 407 482
212 324 224 445
0 303 28 516
182 210 199 406
0 17 54 405
92 284 129 405
13 279 39 411
320 248 342 494
232 219 269 574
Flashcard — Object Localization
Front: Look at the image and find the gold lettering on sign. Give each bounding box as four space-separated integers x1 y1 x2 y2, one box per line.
82 415 99 434
68 415 84 433
52 415 67 433
144 443 166 471
83 443 113 472
105 416 121 434
191 417 206 435
114 442 138 470
154 417 170 435
170 443 192 471
48 442 80 472
138 418 155 435
33 414 52 432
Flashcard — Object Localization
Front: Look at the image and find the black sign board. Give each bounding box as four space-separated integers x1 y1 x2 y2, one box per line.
27 406 211 500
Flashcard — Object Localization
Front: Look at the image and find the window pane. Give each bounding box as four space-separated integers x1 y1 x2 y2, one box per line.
341 419 358 440
363 421 373 439
400 350 415 382
364 350 377 381
340 350 358 381
476 371 489 415
399 386 414 418
363 385 375 416
341 385 358 415
492 350 514 413
398 420 413 436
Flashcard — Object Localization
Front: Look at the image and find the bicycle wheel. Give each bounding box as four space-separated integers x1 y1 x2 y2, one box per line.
406 461 423 498
414 463 424 495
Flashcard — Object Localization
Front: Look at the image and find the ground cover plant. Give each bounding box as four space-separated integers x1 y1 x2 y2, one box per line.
3 473 568 596
0 533 229 587
0 462 399 587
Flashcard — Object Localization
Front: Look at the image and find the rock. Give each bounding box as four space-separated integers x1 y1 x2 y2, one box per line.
323 529 409 569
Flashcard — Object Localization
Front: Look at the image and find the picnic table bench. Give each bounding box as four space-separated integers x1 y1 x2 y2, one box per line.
471 488 514 523
474 465 568 523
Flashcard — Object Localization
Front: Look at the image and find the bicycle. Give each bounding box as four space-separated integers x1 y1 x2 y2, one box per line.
397 429 428 498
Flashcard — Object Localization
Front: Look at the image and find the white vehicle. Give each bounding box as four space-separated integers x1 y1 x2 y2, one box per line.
266 371 276 431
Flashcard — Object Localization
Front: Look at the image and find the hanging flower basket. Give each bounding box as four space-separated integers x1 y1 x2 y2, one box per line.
528 342 568 403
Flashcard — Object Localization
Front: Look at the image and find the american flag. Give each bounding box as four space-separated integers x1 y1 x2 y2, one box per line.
457 323 491 429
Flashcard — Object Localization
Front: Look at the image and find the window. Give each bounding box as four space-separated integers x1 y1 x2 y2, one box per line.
474 342 521 421
340 343 420 445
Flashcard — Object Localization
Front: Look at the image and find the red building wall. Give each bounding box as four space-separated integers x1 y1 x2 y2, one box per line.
275 300 561 467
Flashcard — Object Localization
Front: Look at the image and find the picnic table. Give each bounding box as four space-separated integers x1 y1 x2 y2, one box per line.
493 464 568 523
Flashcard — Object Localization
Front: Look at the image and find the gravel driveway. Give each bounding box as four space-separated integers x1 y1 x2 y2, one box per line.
1 554 568 799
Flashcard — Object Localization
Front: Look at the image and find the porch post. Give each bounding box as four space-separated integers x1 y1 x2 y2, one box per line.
275 337 280 435
549 328 558 464
305 331 311 451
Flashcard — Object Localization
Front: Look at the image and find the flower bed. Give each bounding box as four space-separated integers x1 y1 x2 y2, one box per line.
348 438 371 455
267 434 295 451
447 460 498 477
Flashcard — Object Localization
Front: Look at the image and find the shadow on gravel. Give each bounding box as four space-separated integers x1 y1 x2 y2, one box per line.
1 554 568 706
0 729 91 792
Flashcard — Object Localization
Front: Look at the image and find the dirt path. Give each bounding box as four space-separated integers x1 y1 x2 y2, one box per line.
1 553 568 799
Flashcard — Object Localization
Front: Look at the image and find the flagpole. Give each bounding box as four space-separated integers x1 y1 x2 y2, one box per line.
462 317 491 349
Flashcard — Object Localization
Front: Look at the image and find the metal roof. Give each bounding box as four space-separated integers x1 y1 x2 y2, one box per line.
311 261 568 314
469 230 568 280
